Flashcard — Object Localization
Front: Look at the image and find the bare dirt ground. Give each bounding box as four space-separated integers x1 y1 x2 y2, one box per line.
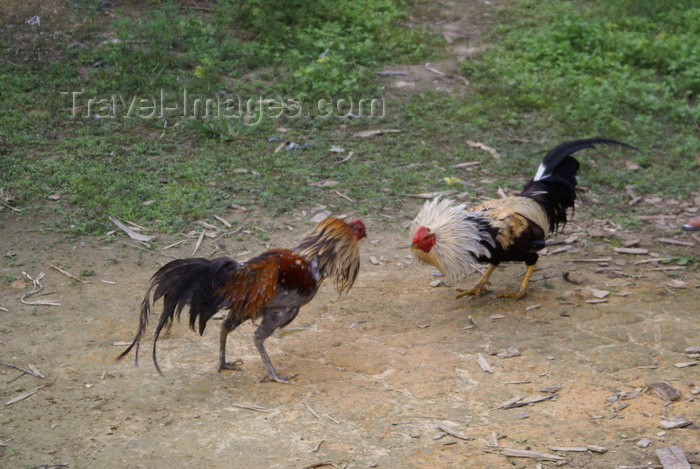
1 0 699 468
1 205 698 469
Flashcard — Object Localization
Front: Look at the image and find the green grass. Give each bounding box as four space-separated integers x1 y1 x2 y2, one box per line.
0 0 698 235
0 274 18 284
457 0 698 204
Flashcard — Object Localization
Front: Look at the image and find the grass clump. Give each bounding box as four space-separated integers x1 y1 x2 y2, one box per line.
458 0 698 203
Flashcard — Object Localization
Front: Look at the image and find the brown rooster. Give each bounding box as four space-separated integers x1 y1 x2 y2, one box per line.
118 217 366 383
410 138 635 300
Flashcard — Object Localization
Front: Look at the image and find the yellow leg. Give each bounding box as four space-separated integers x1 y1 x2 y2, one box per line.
496 264 536 300
455 264 497 298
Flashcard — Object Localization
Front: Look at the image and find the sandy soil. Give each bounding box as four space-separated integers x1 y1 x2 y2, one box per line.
1 0 698 467
0 208 698 469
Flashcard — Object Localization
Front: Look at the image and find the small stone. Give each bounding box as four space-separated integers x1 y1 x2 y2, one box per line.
648 382 681 402
636 438 652 448
658 416 692 429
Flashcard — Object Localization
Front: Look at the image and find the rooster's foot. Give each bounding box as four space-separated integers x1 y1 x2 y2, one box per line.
261 372 297 384
455 286 488 298
496 290 527 300
218 359 243 371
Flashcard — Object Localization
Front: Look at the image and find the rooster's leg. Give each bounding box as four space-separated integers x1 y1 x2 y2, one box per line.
254 307 301 384
496 264 536 300
455 264 497 298
218 314 244 371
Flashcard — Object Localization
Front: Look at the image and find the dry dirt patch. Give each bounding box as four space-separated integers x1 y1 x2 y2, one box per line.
0 212 698 468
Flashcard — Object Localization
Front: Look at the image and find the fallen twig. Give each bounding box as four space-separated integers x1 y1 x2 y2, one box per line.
657 238 694 247
311 440 324 453
634 257 673 265
51 265 83 283
434 421 474 440
109 215 156 242
2 202 21 212
161 239 187 251
333 189 354 202
20 272 61 306
494 448 566 462
191 230 205 256
304 402 322 420
492 394 558 410
1 362 45 382
546 245 573 256
300 462 337 469
5 384 48 406
224 403 270 413
213 214 232 228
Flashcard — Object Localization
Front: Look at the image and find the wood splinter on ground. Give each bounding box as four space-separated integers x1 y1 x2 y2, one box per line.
5 384 48 406
476 353 493 373
1 362 45 382
491 393 558 411
304 402 322 420
656 446 691 469
51 265 84 283
434 421 474 441
224 403 270 413
489 448 566 462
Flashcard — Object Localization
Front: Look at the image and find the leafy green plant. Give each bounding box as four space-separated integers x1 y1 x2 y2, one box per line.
0 274 18 284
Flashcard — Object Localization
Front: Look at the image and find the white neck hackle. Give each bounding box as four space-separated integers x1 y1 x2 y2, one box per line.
410 198 494 283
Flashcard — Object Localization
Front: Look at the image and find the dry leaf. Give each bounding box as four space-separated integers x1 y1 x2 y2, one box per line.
109 215 156 242
625 160 640 171
589 288 610 299
465 140 500 158
666 279 687 289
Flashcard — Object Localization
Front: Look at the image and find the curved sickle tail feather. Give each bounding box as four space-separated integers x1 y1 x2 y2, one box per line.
523 138 637 232
117 257 240 374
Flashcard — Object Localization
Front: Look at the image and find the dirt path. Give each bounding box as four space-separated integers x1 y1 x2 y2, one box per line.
0 210 698 468
1 0 698 467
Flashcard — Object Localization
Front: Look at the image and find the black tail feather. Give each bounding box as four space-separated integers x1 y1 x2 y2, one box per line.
539 138 637 173
521 138 636 232
117 257 240 374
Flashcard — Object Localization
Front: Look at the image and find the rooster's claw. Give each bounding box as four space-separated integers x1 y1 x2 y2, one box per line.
218 359 243 371
261 372 297 384
455 286 487 298
496 290 527 300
